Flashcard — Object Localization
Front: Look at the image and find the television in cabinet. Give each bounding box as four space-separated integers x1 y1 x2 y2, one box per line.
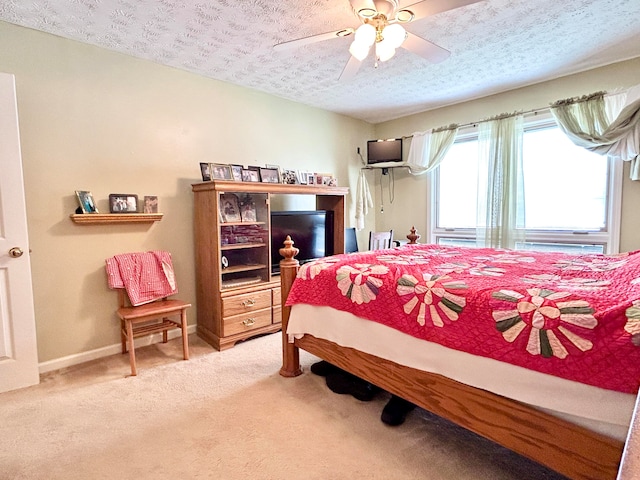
270 210 334 274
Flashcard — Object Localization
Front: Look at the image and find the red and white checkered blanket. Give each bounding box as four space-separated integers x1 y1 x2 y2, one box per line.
106 251 177 306
286 244 640 393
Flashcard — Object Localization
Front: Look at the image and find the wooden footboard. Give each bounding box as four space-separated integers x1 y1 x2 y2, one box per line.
278 233 625 480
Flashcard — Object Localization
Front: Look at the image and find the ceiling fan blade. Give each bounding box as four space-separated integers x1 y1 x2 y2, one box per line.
339 55 362 82
399 0 484 22
274 28 354 52
402 32 450 63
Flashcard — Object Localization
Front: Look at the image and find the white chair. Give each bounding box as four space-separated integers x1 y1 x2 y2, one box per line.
368 230 394 250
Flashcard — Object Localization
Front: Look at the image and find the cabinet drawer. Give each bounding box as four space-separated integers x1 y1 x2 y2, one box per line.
222 290 271 317
272 287 281 307
223 308 272 337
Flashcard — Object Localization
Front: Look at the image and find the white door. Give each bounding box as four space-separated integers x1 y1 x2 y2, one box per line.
0 73 39 392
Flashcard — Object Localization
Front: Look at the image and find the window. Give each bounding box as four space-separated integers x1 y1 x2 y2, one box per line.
429 114 622 253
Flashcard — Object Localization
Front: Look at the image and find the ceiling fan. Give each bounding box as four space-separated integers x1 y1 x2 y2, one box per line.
274 0 483 81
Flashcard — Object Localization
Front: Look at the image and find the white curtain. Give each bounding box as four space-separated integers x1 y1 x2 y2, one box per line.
476 114 525 249
550 84 640 180
406 126 459 175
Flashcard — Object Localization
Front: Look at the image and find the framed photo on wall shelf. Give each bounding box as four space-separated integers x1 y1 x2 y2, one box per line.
211 164 233 181
75 190 98 213
109 194 138 213
143 195 158 213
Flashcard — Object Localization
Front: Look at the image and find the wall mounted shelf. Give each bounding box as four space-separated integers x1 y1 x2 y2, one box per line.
69 213 163 225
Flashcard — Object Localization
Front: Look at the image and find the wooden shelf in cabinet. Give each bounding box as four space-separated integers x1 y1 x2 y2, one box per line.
70 213 163 224
221 243 266 251
221 221 266 227
222 264 268 274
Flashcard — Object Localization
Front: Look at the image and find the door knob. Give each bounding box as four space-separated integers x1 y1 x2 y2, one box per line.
9 247 24 258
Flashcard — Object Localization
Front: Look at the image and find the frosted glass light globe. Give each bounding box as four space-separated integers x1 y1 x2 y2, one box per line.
382 24 406 49
354 23 376 46
376 40 396 62
349 40 370 61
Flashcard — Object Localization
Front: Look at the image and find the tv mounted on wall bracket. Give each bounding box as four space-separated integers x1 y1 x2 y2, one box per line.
366 138 403 168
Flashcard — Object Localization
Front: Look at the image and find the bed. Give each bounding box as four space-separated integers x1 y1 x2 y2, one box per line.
277 235 640 480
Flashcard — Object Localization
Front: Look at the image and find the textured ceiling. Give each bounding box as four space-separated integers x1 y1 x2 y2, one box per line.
1 0 639 123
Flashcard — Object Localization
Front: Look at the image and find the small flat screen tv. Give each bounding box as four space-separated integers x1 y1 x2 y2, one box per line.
367 138 403 165
270 210 334 274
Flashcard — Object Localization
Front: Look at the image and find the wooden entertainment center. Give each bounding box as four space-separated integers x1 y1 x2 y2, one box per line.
192 180 348 350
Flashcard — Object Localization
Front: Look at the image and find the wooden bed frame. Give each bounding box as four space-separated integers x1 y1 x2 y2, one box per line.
277 235 625 480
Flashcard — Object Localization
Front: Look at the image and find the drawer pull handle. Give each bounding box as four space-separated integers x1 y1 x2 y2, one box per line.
241 299 256 307
242 318 256 327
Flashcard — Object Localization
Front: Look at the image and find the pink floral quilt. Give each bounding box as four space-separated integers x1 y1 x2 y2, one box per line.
286 244 640 393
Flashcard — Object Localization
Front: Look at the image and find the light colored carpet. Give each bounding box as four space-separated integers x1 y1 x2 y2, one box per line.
0 333 566 479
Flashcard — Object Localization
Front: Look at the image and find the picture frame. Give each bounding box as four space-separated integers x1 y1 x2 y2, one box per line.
240 195 257 222
315 172 333 186
298 171 310 185
265 164 282 183
321 175 337 187
231 164 244 182
260 167 280 183
241 168 260 182
211 164 233 181
219 193 241 223
143 195 158 213
200 162 212 181
109 194 138 213
246 165 262 181
307 174 316 186
75 190 99 213
282 169 298 185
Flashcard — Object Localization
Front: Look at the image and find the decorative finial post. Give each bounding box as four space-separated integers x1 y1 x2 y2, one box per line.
407 226 421 244
279 235 300 267
279 236 302 377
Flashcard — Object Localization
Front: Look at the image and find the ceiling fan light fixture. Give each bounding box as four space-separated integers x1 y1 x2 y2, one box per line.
382 23 406 48
349 40 370 61
354 23 376 46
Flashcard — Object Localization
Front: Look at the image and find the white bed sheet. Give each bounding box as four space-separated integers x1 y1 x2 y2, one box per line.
288 304 635 441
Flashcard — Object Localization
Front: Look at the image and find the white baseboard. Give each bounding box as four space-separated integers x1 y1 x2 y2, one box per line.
38 324 197 374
